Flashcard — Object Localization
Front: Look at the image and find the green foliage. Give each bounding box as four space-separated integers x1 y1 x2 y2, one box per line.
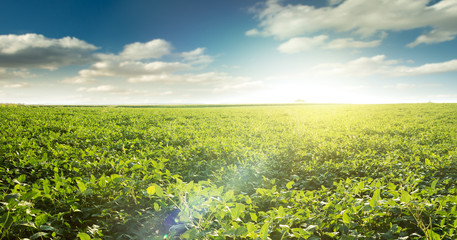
0 104 456 239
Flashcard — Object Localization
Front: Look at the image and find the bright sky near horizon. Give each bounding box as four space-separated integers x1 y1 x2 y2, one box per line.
1 0 457 104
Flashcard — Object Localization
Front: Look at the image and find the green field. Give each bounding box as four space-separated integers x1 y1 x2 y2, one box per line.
1 104 456 239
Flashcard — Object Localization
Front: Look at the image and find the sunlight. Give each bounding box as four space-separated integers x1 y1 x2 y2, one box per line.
261 84 381 104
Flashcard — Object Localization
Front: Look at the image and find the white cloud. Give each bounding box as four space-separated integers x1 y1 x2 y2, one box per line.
77 85 145 95
186 72 251 83
213 81 264 92
278 35 381 53
325 38 381 49
180 48 213 65
314 55 398 77
249 0 457 47
128 71 251 84
0 33 97 70
61 76 95 84
245 29 262 37
407 29 457 47
80 60 191 78
72 41 210 81
68 39 250 89
313 55 457 77
81 85 116 92
3 82 30 88
277 35 328 53
119 39 171 60
393 59 457 76
0 68 32 80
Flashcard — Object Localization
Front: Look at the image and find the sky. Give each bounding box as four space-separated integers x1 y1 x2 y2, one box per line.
1 0 457 104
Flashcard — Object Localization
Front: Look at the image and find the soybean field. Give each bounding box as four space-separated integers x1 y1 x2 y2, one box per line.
1 104 456 239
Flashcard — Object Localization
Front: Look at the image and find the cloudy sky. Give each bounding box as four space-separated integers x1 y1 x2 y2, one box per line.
1 0 457 104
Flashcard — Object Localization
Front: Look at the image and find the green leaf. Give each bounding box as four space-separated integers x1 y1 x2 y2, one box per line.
250 213 258 222
388 182 396 191
1 212 14 230
39 225 56 231
245 195 252 204
231 203 245 220
22 189 41 201
76 180 86 193
358 181 365 190
304 225 317 233
425 158 431 166
277 206 286 218
5 193 21 202
246 222 256 234
17 174 26 183
224 190 234 202
99 175 107 188
146 185 155 195
19 221 37 229
181 228 198 239
342 211 351 224
30 232 49 240
427 229 441 240
370 189 381 208
235 226 248 236
42 179 51 194
154 183 163 197
224 228 237 237
77 232 91 240
292 228 309 238
431 179 438 190
400 190 411 204
259 222 269 240
286 181 294 190
35 213 48 227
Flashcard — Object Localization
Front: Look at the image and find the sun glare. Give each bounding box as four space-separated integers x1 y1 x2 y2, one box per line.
260 84 382 104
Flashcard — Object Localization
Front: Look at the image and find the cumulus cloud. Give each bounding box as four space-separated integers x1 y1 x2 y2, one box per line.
314 55 457 77
119 39 171 60
180 48 213 65
0 33 97 70
325 38 381 49
77 85 145 95
278 35 328 53
0 68 33 80
393 59 457 76
79 60 191 78
3 82 30 88
78 85 117 92
68 39 250 89
213 81 263 92
277 35 382 53
249 0 457 47
72 39 214 81
314 55 399 77
407 29 457 47
128 71 251 84
60 76 96 84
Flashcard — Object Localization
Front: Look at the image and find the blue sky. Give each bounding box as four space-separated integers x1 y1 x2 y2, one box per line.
1 0 457 104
